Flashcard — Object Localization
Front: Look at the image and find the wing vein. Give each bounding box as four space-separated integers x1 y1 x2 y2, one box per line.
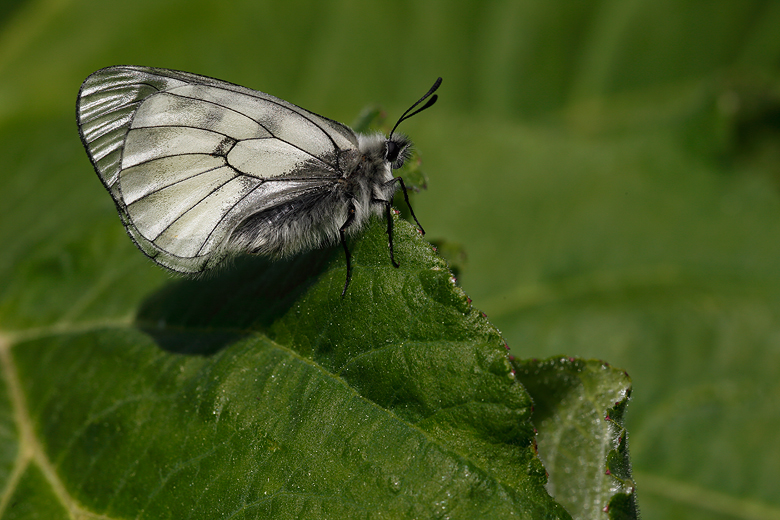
129 122 337 173
130 123 233 138
151 174 239 242
125 162 229 201
194 180 268 256
121 152 220 172
166 90 346 170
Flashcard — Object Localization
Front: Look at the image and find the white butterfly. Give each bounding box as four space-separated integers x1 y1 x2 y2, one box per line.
77 66 441 295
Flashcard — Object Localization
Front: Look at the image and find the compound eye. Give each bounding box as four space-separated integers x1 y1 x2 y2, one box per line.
385 140 400 163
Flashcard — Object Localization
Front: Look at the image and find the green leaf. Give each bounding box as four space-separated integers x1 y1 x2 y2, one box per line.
514 357 637 520
1 217 572 518
5 1 779 518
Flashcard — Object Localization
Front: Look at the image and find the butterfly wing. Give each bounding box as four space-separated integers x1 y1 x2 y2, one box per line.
77 65 359 273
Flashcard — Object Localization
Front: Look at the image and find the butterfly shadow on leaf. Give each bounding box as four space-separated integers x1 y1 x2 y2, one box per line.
134 247 339 356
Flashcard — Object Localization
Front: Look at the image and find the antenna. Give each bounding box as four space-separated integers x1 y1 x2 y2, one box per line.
389 77 442 138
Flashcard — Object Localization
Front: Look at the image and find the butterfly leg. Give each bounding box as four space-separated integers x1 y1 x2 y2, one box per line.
386 176 425 235
372 199 400 268
339 200 357 297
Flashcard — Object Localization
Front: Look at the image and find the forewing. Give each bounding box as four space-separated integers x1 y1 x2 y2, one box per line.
77 65 358 273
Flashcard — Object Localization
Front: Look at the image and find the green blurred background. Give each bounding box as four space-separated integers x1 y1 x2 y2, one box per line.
2 1 780 518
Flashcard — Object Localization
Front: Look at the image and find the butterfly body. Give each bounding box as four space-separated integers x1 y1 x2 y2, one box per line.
77 66 439 293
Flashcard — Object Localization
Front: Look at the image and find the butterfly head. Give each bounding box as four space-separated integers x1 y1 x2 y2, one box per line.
384 134 412 170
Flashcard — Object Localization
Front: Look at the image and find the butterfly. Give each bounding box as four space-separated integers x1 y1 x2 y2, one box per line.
77 66 441 295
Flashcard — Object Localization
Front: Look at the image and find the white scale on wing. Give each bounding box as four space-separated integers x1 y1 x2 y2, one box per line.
165 84 352 163
154 175 264 257
80 104 137 148
126 165 237 241
130 91 271 140
121 126 229 169
227 138 326 179
120 155 227 205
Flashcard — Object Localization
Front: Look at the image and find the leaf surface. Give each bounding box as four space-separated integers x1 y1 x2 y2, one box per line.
1 218 572 519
